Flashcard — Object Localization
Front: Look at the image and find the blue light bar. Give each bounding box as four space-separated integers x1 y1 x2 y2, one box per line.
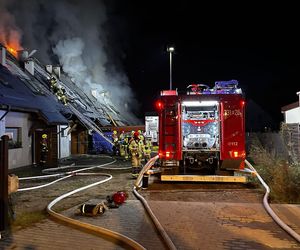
214 80 239 89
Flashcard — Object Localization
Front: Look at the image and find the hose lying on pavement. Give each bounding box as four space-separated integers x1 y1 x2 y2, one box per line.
17 156 147 249
17 158 131 191
47 172 146 250
133 155 177 250
245 159 300 243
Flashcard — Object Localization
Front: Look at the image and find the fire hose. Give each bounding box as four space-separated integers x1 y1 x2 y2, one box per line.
245 159 300 244
17 157 146 249
133 155 177 250
17 157 131 192
47 173 146 250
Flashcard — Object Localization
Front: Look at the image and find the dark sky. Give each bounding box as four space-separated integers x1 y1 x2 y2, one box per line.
106 2 300 125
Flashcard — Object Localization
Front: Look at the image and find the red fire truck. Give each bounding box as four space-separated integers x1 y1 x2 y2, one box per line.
155 80 246 182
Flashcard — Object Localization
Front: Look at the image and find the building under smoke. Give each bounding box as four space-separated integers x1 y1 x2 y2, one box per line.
0 0 139 124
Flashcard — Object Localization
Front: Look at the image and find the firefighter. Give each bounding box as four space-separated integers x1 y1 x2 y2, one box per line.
119 131 125 158
123 135 129 160
129 131 142 177
56 86 68 105
119 130 125 141
49 76 58 91
138 137 145 162
40 134 48 166
138 130 144 141
112 130 119 156
143 138 152 162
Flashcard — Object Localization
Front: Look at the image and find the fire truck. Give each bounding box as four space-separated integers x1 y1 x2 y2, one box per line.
155 80 246 182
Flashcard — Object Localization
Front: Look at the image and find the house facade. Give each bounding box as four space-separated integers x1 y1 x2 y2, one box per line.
281 91 300 163
282 92 300 124
1 44 133 169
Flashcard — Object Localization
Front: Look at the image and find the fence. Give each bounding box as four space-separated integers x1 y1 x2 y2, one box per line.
281 123 300 163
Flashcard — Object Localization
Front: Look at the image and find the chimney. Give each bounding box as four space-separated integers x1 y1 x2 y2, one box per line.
24 59 35 76
53 66 61 79
0 46 6 66
17 50 29 62
46 65 53 74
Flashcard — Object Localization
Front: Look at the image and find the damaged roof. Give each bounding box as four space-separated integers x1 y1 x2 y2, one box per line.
0 63 68 125
0 44 130 131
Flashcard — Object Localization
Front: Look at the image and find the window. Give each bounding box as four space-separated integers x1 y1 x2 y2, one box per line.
5 127 22 149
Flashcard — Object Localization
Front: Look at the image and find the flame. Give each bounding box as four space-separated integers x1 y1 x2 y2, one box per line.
0 37 22 57
6 45 18 57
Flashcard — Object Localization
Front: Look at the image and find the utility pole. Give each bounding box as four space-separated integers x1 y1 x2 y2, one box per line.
0 135 9 238
167 46 175 90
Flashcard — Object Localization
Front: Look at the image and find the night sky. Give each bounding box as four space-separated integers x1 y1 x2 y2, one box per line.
105 2 300 126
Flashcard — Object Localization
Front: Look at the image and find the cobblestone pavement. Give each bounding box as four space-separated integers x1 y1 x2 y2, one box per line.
146 201 300 250
0 200 166 250
2 199 299 250
1 156 300 250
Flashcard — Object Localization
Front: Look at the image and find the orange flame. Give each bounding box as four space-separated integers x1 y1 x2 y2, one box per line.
6 45 18 57
1 37 23 57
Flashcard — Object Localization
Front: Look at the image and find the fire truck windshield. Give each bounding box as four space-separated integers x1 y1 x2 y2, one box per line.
182 104 219 150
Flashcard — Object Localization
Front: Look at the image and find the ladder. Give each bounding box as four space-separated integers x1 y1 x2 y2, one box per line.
69 104 113 146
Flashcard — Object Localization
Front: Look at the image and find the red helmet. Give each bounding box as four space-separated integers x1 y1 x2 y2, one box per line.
134 131 139 138
113 191 127 205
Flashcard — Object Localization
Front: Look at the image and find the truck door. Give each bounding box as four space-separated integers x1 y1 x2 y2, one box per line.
220 96 245 169
158 96 182 161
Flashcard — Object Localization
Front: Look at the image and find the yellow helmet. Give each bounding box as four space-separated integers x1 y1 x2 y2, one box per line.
42 134 47 139
113 130 117 134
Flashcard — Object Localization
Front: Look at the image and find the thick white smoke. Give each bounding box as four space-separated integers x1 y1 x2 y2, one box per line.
0 0 139 124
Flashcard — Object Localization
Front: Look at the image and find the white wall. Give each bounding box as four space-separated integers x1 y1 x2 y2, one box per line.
0 110 5 136
57 125 71 159
285 107 300 124
3 111 32 169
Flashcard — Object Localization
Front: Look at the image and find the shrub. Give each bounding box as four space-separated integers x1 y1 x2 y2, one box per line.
248 133 300 203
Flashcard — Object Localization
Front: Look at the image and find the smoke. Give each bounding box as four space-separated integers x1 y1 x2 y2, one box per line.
0 0 139 124
0 1 23 52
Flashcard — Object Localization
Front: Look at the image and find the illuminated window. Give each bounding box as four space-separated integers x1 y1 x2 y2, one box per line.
5 127 22 149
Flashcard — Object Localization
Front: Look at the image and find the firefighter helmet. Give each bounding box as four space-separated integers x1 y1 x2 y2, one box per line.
134 131 139 139
42 134 47 139
112 191 128 205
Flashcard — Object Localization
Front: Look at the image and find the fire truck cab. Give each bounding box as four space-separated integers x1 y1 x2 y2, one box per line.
156 80 246 182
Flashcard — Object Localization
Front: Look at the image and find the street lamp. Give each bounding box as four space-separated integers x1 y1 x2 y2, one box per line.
167 46 174 90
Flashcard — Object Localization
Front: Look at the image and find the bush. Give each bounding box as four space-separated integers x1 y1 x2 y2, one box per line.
248 134 300 203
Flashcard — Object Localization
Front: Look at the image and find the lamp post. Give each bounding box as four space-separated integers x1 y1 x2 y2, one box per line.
167 46 174 90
